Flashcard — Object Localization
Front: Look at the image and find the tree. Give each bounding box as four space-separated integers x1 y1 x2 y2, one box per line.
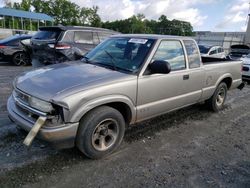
4 0 194 35
3 0 12 8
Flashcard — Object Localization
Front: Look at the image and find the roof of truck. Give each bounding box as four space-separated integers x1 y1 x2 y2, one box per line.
39 26 120 33
110 34 194 40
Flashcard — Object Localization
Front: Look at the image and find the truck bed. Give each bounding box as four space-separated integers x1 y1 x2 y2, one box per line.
202 56 237 64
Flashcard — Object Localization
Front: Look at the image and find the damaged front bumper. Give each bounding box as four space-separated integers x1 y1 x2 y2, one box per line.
7 95 79 149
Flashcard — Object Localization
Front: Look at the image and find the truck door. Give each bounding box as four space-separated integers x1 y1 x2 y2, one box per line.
136 39 203 121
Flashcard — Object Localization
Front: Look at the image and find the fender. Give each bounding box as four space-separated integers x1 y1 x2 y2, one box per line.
214 73 232 89
69 94 137 124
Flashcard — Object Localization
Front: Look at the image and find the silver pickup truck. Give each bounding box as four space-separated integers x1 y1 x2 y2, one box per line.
7 34 244 159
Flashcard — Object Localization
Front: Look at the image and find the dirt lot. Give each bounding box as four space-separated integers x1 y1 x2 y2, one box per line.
0 62 250 188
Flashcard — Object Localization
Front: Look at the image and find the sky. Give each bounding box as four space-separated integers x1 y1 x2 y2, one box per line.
1 0 249 32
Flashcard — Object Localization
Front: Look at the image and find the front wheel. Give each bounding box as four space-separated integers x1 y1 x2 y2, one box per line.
76 106 125 159
206 82 227 112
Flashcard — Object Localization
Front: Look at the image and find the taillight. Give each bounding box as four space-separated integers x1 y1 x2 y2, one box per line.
55 44 71 50
0 45 6 48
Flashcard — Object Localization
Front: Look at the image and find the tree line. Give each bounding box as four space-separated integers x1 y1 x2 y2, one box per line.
3 0 194 36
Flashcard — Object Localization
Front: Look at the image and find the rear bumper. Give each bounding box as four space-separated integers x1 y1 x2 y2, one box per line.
7 95 79 149
242 75 250 81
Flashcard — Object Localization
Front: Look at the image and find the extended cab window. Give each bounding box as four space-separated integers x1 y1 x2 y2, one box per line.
183 40 201 69
74 31 93 44
152 40 186 71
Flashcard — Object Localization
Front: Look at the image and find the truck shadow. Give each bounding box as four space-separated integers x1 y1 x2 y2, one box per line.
0 104 221 186
124 103 214 143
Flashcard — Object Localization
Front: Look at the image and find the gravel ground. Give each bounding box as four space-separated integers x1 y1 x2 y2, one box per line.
0 62 250 188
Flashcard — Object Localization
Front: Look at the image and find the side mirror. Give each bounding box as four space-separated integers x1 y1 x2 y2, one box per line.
149 60 171 74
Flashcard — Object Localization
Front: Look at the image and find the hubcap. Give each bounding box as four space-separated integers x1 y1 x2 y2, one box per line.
91 118 119 151
14 53 28 66
216 87 225 106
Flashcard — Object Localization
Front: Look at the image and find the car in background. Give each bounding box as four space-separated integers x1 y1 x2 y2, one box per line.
0 34 32 66
240 54 250 81
31 26 120 65
198 45 226 58
228 44 250 60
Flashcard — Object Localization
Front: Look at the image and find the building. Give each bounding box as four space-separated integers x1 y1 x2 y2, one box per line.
193 31 246 53
0 8 54 38
194 14 250 53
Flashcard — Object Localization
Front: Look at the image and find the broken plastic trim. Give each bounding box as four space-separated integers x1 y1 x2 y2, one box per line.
23 116 47 147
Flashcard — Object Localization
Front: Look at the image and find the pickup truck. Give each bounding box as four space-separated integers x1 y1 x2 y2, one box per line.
7 34 244 159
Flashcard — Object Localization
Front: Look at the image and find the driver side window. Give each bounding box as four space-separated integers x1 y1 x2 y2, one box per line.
152 40 186 71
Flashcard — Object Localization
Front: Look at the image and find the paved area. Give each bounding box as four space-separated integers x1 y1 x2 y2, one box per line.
0 63 250 187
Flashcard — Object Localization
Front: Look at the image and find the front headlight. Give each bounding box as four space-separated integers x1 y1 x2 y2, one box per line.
29 97 54 113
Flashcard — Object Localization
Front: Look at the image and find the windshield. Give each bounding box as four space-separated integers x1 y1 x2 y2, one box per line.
84 37 155 73
198 45 210 54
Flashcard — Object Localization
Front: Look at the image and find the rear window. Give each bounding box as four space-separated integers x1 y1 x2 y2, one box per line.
33 30 61 40
218 47 224 53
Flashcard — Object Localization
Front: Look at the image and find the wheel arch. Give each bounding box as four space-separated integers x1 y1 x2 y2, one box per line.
70 95 136 125
215 74 233 89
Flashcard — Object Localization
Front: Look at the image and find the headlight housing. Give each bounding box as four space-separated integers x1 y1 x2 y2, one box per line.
29 97 54 113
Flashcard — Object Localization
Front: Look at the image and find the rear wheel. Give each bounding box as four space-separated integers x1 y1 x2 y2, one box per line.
206 82 227 112
76 106 125 159
12 52 30 66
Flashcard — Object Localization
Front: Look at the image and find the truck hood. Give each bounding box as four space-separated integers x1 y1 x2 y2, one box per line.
15 61 133 101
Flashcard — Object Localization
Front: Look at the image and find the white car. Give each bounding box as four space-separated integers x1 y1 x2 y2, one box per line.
240 54 250 81
199 45 226 58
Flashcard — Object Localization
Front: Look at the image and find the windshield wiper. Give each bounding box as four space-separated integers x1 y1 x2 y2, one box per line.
104 50 117 71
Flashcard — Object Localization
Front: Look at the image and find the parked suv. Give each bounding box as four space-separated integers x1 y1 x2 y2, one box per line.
198 45 226 58
31 26 119 65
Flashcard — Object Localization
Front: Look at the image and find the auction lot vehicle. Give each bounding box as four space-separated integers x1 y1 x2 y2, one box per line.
198 44 226 58
240 54 250 81
0 34 32 66
8 34 244 159
31 26 119 65
228 44 250 60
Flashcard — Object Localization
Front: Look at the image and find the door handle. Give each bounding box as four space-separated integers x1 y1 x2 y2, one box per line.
183 74 189 80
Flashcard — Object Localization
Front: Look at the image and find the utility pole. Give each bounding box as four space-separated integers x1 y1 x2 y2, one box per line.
244 2 250 44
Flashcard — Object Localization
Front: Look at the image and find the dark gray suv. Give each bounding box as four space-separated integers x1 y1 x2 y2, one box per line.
31 26 119 65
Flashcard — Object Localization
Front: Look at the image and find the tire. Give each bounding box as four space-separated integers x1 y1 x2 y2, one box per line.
12 52 30 66
76 106 125 159
206 82 227 112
